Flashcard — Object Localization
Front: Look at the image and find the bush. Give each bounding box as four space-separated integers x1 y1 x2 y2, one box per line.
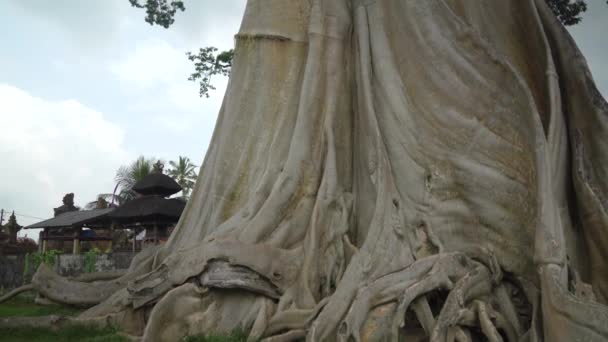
15 237 37 250
23 250 61 284
84 248 100 273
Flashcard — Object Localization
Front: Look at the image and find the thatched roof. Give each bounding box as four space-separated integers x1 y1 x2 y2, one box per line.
132 173 182 197
108 196 185 224
25 208 115 229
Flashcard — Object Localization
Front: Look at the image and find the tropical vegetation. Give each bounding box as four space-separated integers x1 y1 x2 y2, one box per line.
167 156 198 199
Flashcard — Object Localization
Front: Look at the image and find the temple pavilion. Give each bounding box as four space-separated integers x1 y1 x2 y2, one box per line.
26 164 185 254
107 162 185 249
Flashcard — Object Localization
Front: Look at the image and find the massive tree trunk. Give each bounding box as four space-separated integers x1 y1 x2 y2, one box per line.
5 0 608 340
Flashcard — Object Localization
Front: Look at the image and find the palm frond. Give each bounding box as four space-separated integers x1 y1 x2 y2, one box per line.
167 156 198 199
113 156 158 203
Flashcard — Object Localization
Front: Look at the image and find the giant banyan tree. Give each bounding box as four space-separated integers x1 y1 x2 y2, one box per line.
3 0 608 341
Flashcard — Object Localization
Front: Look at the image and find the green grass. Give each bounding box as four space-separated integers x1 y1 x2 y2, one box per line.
0 293 247 341
0 325 128 342
0 293 119 341
0 294 81 317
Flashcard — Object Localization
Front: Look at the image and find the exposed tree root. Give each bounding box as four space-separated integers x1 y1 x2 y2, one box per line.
70 270 127 282
29 264 129 307
260 329 307 342
260 250 524 341
0 314 140 342
0 284 33 305
0 245 160 309
0 315 70 330
306 249 531 342
0 249 531 341
0 311 126 331
4 269 128 307
200 260 282 300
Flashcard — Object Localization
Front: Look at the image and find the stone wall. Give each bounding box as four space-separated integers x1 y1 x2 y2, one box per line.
0 252 135 289
54 252 135 277
0 254 26 289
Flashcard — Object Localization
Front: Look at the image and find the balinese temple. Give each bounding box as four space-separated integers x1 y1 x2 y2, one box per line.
0 212 35 255
25 163 186 254
108 161 185 248
25 194 114 254
0 212 21 245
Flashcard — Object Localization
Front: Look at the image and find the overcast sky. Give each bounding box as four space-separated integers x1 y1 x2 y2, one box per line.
0 1 606 238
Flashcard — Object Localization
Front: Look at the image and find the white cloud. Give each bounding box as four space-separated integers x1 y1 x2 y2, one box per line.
109 39 189 92
6 0 128 53
108 38 225 135
0 85 130 236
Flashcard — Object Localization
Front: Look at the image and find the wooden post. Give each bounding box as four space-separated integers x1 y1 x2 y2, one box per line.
73 227 81 255
132 228 136 253
108 224 114 251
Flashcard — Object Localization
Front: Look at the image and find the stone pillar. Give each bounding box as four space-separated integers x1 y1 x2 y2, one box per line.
108 224 114 251
42 228 48 253
72 227 81 255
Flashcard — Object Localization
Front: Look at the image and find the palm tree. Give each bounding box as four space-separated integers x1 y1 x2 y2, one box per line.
87 156 193 209
113 156 157 204
167 156 197 199
86 156 157 209
84 195 115 210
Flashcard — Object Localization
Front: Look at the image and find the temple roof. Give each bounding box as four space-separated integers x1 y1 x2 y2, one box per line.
108 196 185 224
25 208 115 229
132 173 182 197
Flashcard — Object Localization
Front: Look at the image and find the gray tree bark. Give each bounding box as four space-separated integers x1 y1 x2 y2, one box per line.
3 0 608 341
